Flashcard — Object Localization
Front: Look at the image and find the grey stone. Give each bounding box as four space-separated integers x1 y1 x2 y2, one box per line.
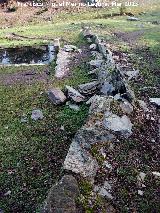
66 85 85 103
114 94 123 101
74 127 115 149
67 102 80 111
89 59 104 68
98 69 111 83
120 101 134 114
149 98 160 107
54 38 60 52
82 28 93 38
91 51 103 60
63 45 77 52
86 37 92 43
100 82 115 95
94 181 113 199
48 88 66 105
55 49 70 78
86 95 112 114
138 100 149 112
104 112 133 137
127 17 139 21
20 115 28 123
42 175 79 213
78 81 100 95
125 69 139 80
64 140 99 178
31 109 44 121
89 43 97 50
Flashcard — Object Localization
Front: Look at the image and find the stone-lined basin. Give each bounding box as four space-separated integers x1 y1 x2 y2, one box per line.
0 45 55 65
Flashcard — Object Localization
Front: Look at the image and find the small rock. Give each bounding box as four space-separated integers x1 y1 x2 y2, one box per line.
149 98 160 108
103 161 113 169
127 17 139 21
120 101 133 114
63 45 77 52
89 43 97 50
82 28 93 38
99 188 113 199
89 59 104 68
67 102 80 111
138 100 149 112
31 109 44 121
66 85 85 103
86 37 92 43
138 190 144 196
20 115 28 123
125 69 139 80
114 93 123 101
4 190 11 196
54 38 60 52
86 95 112 114
48 88 66 105
152 171 160 178
60 125 65 130
78 81 100 95
137 172 146 183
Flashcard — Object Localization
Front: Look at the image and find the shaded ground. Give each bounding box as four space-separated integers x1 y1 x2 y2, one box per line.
114 30 144 44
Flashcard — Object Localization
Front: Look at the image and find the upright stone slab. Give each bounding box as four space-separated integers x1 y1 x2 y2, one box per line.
42 175 80 213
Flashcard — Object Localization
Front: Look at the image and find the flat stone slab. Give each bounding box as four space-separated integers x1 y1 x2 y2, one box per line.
42 175 79 213
64 140 99 178
78 81 100 95
48 88 66 105
55 49 70 79
66 85 85 103
104 112 133 137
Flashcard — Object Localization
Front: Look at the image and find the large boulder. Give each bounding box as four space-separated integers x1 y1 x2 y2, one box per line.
42 175 80 213
48 88 67 105
66 85 85 103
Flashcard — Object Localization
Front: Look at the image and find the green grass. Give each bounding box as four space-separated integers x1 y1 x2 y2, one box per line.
0 56 92 212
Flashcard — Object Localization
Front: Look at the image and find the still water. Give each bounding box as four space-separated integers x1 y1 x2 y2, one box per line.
0 45 55 65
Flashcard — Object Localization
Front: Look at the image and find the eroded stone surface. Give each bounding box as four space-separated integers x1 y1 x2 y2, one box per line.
55 49 70 78
42 175 79 213
104 112 133 137
64 140 99 178
78 81 100 95
86 95 112 114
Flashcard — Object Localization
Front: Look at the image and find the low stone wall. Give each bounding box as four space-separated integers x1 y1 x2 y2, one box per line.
42 28 159 212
